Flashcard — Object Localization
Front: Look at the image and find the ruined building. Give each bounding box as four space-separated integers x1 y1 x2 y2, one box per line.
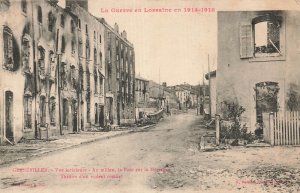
216 10 300 132
103 22 136 126
0 0 135 144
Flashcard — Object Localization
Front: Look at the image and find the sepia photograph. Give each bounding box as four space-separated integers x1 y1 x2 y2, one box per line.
0 0 300 192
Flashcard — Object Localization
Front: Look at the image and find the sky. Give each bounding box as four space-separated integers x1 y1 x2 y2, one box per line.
58 0 299 86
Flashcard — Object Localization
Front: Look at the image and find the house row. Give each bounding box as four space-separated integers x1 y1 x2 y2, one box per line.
168 83 202 110
0 0 135 144
135 77 181 119
208 10 300 136
135 76 206 118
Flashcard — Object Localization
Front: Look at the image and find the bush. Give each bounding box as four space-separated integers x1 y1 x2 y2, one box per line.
219 101 256 144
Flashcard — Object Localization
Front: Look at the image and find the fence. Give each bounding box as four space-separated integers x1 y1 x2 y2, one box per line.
264 111 300 146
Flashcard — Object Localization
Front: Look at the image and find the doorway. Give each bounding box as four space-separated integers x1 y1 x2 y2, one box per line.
72 100 78 132
99 105 104 127
5 91 14 142
255 81 279 124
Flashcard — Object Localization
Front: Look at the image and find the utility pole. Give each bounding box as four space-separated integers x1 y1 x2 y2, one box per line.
208 54 212 119
201 71 205 115
197 81 201 115
56 29 62 135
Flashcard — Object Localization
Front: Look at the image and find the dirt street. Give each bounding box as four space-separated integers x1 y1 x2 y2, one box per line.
0 111 300 193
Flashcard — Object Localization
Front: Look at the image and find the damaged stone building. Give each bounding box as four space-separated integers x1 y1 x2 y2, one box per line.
103 22 135 126
135 75 150 119
0 0 134 144
217 10 300 133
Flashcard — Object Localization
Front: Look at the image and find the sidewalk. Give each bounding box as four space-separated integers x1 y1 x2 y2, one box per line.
0 125 154 167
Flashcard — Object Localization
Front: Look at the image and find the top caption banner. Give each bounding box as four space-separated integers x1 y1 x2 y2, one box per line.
100 7 216 13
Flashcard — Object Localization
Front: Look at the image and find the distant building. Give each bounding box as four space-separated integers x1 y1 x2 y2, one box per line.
169 83 200 110
135 75 150 119
149 81 179 113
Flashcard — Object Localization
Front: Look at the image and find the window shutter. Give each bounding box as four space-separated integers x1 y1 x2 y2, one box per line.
240 23 253 58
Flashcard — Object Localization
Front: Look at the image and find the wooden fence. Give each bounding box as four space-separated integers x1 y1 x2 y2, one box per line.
263 111 300 146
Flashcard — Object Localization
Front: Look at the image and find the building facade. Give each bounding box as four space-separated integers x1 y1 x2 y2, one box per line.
0 0 134 144
217 10 300 132
205 70 217 117
103 22 135 126
135 75 150 119
66 0 106 131
149 81 179 113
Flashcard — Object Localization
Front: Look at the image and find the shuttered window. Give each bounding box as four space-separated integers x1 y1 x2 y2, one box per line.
240 23 253 58
3 27 13 66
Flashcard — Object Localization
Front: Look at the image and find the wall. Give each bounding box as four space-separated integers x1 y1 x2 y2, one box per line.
68 2 106 129
210 76 217 116
217 11 300 132
104 22 135 125
0 1 29 143
0 0 110 144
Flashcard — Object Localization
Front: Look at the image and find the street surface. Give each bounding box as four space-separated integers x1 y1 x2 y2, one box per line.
0 111 300 193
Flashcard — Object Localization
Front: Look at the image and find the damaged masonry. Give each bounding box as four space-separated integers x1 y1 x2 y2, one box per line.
0 0 135 144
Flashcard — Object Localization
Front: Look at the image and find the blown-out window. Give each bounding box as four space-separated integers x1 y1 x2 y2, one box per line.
3 27 14 70
94 72 98 94
60 14 65 27
70 65 77 90
78 19 81 30
240 12 284 60
87 96 91 123
71 20 75 33
71 40 75 55
100 76 103 95
99 52 102 68
40 96 46 126
38 46 45 73
48 12 56 32
78 40 83 57
254 16 281 57
37 6 42 23
21 0 27 13
94 48 97 65
61 36 66 53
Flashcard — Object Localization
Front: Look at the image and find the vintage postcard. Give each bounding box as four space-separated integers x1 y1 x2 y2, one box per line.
0 0 300 192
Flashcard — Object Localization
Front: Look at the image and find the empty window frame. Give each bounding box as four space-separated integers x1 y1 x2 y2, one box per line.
3 27 14 70
37 6 42 23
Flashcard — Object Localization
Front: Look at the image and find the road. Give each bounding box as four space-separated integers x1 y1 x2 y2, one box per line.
0 111 206 193
1 111 300 193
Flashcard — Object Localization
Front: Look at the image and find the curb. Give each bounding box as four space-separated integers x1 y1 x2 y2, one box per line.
0 124 157 167
0 130 132 168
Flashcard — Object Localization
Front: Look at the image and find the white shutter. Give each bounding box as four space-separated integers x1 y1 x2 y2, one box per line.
240 23 253 58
